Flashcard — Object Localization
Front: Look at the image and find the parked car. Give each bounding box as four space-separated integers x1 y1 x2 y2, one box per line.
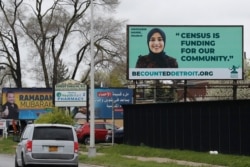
76 122 118 145
105 126 124 144
15 124 79 167
73 123 82 131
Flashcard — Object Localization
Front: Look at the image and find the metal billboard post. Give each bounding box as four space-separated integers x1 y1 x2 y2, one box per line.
88 0 96 157
112 99 114 146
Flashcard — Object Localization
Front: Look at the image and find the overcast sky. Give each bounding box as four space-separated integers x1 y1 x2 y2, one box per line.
15 0 250 87
114 0 249 58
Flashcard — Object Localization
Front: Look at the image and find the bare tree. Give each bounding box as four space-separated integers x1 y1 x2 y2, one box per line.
19 0 122 88
0 0 125 88
76 17 127 83
18 0 87 87
0 0 23 88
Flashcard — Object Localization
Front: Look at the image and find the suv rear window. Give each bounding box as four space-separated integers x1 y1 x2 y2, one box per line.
33 127 74 141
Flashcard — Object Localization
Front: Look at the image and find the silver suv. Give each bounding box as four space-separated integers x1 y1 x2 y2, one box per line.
15 124 79 167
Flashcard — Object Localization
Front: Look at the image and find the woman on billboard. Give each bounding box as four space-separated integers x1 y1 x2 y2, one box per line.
136 28 178 68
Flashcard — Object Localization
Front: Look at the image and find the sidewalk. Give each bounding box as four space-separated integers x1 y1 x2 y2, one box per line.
80 151 227 167
124 155 227 167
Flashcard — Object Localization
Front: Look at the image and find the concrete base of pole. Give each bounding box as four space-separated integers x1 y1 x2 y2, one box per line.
88 147 96 157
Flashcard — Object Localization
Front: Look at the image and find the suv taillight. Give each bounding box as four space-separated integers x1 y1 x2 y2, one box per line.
74 142 79 153
26 140 32 152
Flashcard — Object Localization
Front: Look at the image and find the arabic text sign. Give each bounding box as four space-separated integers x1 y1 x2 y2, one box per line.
94 88 133 119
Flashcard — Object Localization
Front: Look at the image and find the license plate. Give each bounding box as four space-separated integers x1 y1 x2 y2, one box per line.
49 146 58 152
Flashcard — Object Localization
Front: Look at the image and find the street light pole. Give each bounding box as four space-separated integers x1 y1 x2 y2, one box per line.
88 0 96 157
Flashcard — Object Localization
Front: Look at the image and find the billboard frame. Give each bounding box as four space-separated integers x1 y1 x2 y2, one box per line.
1 87 53 120
127 25 244 80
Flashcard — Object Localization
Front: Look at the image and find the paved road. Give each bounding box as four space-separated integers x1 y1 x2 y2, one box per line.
0 154 104 167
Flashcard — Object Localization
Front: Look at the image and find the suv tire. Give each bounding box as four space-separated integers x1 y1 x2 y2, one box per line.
22 154 28 167
15 155 19 167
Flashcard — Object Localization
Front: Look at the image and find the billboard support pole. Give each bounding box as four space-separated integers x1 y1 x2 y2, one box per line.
112 99 114 146
86 84 90 122
184 80 187 102
233 80 237 100
134 80 137 104
154 80 157 103
88 0 96 157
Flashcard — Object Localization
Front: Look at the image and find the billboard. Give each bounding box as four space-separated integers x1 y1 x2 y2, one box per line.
94 88 133 119
127 25 244 80
1 88 53 120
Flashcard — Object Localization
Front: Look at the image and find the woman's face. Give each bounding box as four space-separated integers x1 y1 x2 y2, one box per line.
149 32 164 54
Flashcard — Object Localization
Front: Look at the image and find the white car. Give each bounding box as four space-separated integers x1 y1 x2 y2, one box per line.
15 123 79 167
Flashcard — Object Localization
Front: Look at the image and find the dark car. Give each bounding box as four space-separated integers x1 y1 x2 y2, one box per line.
76 122 118 145
105 127 124 144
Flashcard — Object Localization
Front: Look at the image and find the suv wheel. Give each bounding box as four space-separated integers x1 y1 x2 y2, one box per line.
21 154 29 167
15 155 19 167
84 136 90 145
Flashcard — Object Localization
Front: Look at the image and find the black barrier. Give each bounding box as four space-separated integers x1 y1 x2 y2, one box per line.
123 100 250 155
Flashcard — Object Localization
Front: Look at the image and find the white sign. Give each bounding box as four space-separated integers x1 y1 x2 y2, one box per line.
0 119 7 138
55 91 87 106
55 79 87 107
